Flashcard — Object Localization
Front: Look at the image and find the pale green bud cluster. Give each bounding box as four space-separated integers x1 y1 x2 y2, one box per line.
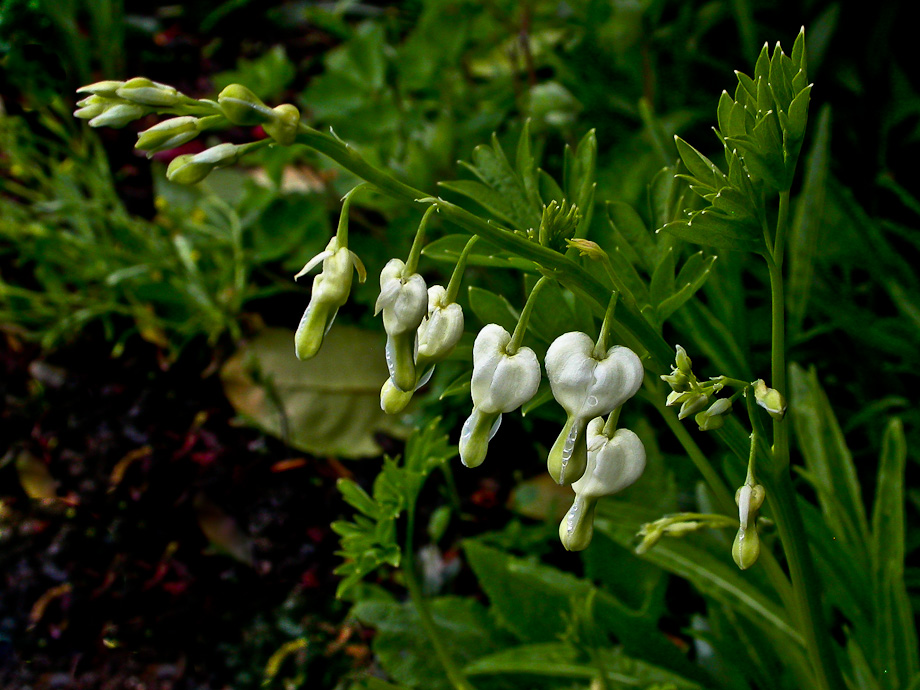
217 85 301 145
559 420 646 551
732 481 766 570
545 332 643 485
635 512 737 554
74 78 190 128
458 324 540 468
662 345 734 431
753 379 786 419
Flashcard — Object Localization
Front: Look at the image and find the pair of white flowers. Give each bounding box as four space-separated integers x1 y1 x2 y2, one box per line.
459 324 647 551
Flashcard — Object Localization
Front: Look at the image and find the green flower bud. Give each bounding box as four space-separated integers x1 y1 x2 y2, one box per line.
695 397 732 431
88 103 147 128
217 84 274 126
380 377 415 414
263 103 300 146
76 80 125 97
73 100 108 121
660 370 690 392
675 344 692 375
166 143 241 185
116 77 180 107
754 379 786 419
732 527 761 570
677 393 709 420
135 116 200 155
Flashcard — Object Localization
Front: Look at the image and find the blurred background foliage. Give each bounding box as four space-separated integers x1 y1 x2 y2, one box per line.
1 0 919 688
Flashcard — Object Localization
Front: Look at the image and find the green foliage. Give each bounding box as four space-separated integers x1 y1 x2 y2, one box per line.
331 418 454 598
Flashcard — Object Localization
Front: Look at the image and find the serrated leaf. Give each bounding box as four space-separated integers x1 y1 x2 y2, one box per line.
437 180 520 228
461 136 542 230
338 479 380 518
467 286 520 334
422 234 537 271
661 210 763 254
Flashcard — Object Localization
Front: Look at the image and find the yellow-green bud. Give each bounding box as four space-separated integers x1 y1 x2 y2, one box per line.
695 397 732 431
263 103 300 146
88 103 147 128
76 80 125 97
732 527 761 570
675 344 692 375
217 84 274 126
754 379 786 419
136 116 200 154
380 378 414 414
116 77 180 107
166 143 241 185
677 393 709 420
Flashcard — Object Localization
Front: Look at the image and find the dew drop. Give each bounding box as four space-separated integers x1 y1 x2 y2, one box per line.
384 339 396 379
586 395 598 407
460 414 474 441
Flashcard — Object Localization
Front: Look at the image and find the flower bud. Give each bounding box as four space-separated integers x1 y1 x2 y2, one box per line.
416 286 464 367
218 84 275 126
380 377 414 415
675 344 693 375
294 238 361 360
677 393 709 420
459 324 540 468
263 103 301 146
88 103 147 129
754 379 786 419
166 143 241 185
73 100 108 121
545 332 643 484
116 77 180 107
660 370 691 392
135 116 200 154
375 259 428 391
695 397 732 431
732 527 761 570
76 80 125 97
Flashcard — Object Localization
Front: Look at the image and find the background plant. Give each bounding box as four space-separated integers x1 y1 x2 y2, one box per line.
2 2 919 689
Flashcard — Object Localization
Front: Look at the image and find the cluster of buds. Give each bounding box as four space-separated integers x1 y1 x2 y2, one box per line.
635 512 738 554
559 419 646 551
661 345 733 430
732 479 766 570
74 78 186 128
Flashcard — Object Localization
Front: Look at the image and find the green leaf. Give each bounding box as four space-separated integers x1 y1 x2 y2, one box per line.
650 246 676 307
467 286 520 334
607 201 656 272
872 418 919 688
593 502 804 651
658 253 717 322
460 135 542 230
438 180 522 228
674 137 726 189
789 365 871 563
338 478 380 518
516 120 543 210
462 540 708 682
564 129 597 214
220 327 406 458
661 210 764 254
353 597 505 690
422 234 537 272
788 104 831 335
212 45 295 101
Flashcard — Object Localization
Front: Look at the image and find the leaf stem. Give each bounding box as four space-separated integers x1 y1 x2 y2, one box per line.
508 275 549 354
402 502 477 690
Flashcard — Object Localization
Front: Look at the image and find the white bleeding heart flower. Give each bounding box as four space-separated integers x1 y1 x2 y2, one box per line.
294 237 365 360
559 419 647 551
375 258 428 391
459 324 540 468
544 331 643 485
416 285 464 366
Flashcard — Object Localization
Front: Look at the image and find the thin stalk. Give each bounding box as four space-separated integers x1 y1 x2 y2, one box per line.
445 236 479 304
593 290 618 357
402 502 477 690
405 204 437 275
508 276 548 353
764 198 845 690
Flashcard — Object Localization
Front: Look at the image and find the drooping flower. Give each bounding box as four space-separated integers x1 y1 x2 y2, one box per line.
459 324 540 468
375 258 428 392
559 418 646 551
544 332 643 484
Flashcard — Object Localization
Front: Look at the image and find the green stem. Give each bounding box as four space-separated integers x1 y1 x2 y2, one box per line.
406 204 437 275
764 202 845 690
335 183 370 247
593 290 618 358
403 503 477 690
508 276 548 353
445 236 479 304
